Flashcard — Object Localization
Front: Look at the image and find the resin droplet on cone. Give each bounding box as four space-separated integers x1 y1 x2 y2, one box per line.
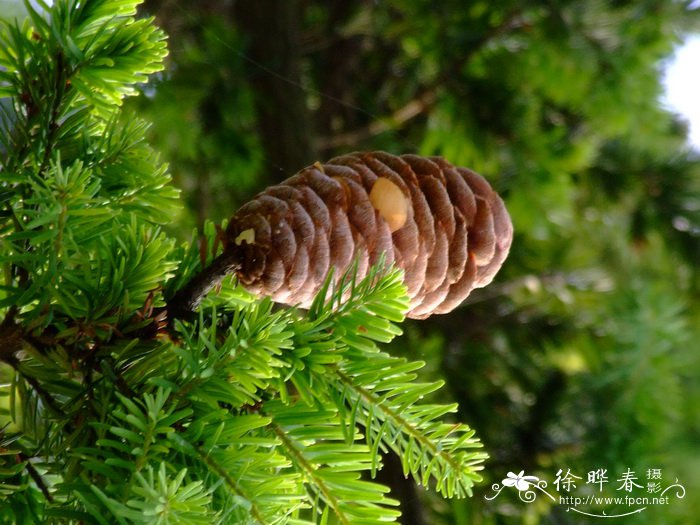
226 151 513 319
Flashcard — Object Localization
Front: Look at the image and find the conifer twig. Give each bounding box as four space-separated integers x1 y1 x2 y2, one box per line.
166 250 242 322
18 452 54 503
3 354 65 417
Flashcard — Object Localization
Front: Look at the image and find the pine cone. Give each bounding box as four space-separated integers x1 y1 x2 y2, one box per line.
225 151 512 319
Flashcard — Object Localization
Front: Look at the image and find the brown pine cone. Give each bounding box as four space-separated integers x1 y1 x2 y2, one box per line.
224 152 512 319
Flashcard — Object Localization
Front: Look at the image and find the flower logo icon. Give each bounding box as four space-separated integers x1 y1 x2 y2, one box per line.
503 471 540 491
485 470 555 502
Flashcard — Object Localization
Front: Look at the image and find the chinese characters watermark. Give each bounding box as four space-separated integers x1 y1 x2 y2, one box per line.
485 467 686 518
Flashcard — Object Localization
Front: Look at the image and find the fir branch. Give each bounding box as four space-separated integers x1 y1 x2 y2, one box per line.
266 401 400 525
271 423 350 525
3 354 65 417
334 363 486 498
183 440 269 525
17 452 53 503
172 409 308 524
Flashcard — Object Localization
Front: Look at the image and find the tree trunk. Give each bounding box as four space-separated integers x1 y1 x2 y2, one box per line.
233 0 316 181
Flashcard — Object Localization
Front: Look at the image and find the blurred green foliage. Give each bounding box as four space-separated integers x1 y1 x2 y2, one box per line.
129 1 700 523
